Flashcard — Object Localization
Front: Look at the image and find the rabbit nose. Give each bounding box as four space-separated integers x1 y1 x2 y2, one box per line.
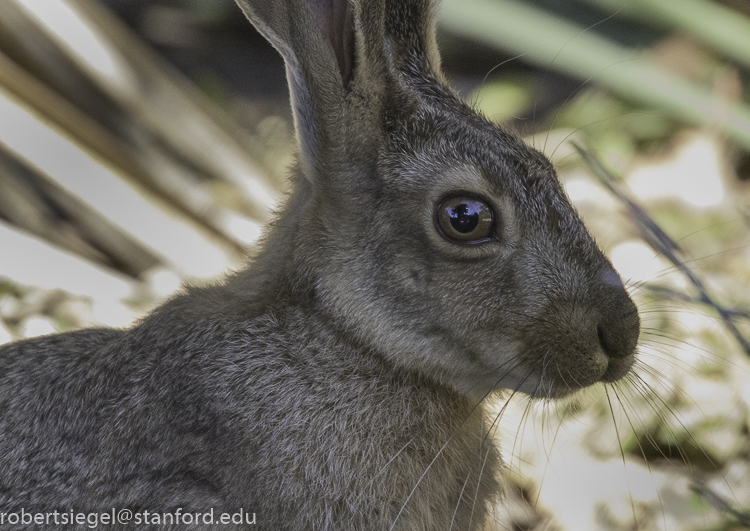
595 269 640 361
600 268 625 289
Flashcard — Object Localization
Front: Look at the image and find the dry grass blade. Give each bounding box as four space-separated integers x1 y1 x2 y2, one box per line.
67 0 282 214
643 285 750 322
692 482 750 529
0 143 161 277
0 0 280 258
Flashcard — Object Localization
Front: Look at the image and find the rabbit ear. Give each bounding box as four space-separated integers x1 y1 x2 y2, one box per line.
235 0 443 179
235 0 363 177
383 0 442 76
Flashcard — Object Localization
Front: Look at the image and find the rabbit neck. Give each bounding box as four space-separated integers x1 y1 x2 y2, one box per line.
222 304 502 530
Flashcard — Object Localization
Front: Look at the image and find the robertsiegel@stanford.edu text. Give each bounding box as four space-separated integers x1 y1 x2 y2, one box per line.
0 508 257 527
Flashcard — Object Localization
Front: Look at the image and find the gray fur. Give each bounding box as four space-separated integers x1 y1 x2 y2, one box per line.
0 0 639 529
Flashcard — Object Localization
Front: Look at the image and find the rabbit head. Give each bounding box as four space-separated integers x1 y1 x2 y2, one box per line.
236 0 640 400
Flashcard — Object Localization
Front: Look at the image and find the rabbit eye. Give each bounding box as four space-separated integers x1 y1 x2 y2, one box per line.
436 196 494 243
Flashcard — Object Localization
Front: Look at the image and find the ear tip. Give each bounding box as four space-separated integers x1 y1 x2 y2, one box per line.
379 0 442 73
234 0 291 42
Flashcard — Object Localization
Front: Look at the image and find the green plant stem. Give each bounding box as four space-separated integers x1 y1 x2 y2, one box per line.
582 0 750 69
440 0 750 150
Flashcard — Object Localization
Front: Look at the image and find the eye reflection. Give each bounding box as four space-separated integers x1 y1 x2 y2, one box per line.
436 196 494 243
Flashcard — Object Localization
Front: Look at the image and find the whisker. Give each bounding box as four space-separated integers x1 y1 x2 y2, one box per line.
604 386 640 529
609 383 669 531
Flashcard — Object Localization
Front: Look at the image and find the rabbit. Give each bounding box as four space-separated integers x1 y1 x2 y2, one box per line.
0 0 640 529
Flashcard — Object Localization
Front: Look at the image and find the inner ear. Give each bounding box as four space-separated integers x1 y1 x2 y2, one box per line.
311 0 356 87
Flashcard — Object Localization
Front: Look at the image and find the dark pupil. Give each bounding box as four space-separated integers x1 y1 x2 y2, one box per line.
449 203 478 233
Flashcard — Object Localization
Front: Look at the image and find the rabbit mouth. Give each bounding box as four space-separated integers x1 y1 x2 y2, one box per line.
511 338 637 400
525 349 636 399
508 281 640 399
599 353 636 383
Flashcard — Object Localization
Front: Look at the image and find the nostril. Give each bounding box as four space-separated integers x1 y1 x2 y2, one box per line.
596 315 640 360
595 267 640 360
597 325 609 356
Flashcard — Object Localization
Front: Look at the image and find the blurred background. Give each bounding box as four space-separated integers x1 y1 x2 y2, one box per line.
0 0 749 529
